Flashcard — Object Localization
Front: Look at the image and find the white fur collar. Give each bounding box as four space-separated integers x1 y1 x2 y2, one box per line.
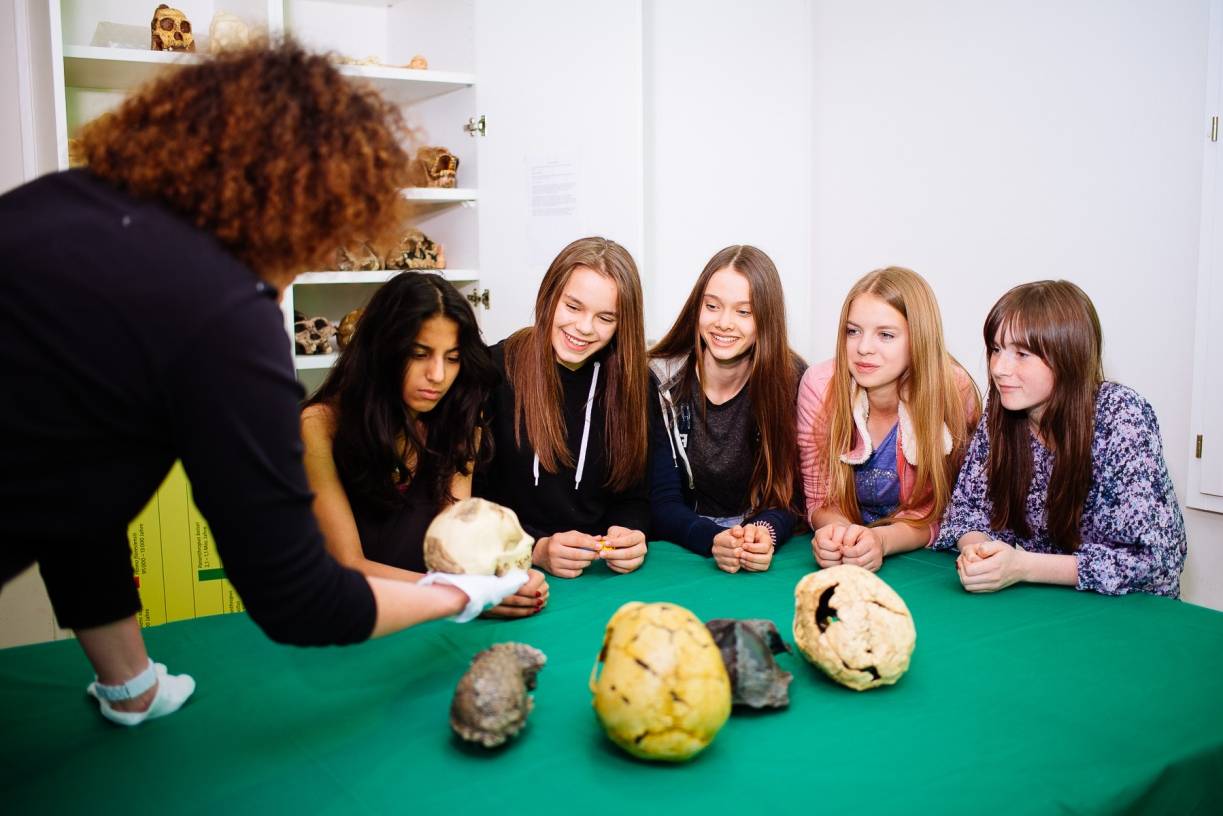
838 384 953 467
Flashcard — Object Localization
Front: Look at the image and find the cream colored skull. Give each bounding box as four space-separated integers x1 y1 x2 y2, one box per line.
151 5 195 52
208 12 250 54
590 602 731 762
793 565 916 691
423 498 533 576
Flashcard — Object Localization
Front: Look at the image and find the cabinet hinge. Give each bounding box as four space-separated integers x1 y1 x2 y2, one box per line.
1212 116 1219 143
464 115 487 138
1197 434 1204 459
466 288 490 310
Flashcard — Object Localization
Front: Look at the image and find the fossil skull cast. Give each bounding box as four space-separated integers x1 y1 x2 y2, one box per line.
208 11 250 53
336 241 382 271
386 229 445 270
451 642 546 748
705 618 793 709
590 602 731 762
150 5 195 52
423 498 534 577
792 565 916 691
293 314 336 355
408 146 459 188
336 308 363 350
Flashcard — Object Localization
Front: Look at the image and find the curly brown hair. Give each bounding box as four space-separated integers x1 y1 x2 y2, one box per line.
77 39 412 280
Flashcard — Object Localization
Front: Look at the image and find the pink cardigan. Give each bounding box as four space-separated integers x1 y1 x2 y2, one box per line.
796 358 979 544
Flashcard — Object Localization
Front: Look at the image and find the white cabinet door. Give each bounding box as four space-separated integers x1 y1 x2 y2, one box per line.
473 0 644 344
1189 0 1223 512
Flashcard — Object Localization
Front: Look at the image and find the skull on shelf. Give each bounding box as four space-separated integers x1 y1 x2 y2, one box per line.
294 313 336 355
406 54 428 70
336 241 382 271
408 146 459 188
386 228 445 270
208 11 250 54
150 5 195 52
336 308 363 350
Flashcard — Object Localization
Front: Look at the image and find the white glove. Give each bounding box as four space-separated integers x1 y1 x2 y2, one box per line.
418 569 530 622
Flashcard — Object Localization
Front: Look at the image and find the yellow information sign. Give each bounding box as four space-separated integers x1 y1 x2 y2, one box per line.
126 462 245 627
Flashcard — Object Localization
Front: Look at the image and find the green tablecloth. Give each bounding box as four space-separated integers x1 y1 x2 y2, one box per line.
3 539 1222 814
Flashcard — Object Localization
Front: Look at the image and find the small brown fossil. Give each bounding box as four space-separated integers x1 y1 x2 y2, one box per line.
450 643 546 748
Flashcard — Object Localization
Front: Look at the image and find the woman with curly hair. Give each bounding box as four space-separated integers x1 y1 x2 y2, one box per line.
301 272 549 616
0 41 525 727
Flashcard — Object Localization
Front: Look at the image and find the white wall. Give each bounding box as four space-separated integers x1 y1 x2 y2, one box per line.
643 0 814 350
809 0 1223 610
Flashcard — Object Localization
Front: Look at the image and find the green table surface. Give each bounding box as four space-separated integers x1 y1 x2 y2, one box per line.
3 539 1222 815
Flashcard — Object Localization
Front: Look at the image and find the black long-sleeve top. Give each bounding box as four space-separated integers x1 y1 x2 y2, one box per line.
474 340 651 540
0 170 375 645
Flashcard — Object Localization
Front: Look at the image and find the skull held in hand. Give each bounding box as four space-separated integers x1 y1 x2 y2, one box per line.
150 5 194 52
293 314 336 355
793 565 916 691
423 498 533 576
408 146 459 188
590 602 731 762
451 642 546 748
386 229 445 270
705 618 793 709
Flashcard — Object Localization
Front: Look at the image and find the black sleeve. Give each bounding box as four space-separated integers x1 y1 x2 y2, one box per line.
648 389 722 556
164 290 377 646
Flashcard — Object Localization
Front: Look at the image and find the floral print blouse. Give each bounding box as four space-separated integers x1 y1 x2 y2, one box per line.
934 382 1187 597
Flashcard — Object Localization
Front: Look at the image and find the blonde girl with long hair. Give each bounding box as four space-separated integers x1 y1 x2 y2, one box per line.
797 266 980 571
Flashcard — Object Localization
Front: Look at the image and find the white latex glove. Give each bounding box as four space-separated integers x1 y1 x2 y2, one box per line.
418 569 530 622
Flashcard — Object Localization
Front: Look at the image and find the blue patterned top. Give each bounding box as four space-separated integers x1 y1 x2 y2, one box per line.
934 382 1187 597
855 422 901 523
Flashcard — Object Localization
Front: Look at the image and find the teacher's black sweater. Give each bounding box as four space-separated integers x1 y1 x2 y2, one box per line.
475 340 651 540
0 170 375 645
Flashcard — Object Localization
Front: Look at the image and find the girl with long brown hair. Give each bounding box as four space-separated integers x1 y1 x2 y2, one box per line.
934 281 1186 596
797 267 980 571
475 237 652 578
649 245 806 572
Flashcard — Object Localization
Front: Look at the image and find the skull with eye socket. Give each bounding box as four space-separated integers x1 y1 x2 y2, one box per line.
408 147 459 188
386 228 445 270
294 313 336 355
150 5 195 52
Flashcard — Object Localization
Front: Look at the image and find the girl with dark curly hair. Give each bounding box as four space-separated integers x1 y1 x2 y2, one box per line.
0 41 526 727
301 272 549 617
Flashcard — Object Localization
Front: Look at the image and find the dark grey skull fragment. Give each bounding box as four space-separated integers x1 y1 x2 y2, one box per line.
705 618 793 709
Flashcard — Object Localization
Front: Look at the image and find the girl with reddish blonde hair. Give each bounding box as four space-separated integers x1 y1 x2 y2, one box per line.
798 266 980 571
476 237 653 578
934 280 1186 596
649 245 806 572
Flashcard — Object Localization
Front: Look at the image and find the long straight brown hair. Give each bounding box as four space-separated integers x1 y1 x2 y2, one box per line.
824 267 978 527
503 237 649 491
651 245 803 515
983 280 1103 551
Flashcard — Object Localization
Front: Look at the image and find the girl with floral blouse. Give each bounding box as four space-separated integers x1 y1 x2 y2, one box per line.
934 280 1187 596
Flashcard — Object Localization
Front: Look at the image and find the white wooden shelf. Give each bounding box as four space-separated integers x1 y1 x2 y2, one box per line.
402 187 478 202
295 269 478 284
61 45 474 104
294 353 338 370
